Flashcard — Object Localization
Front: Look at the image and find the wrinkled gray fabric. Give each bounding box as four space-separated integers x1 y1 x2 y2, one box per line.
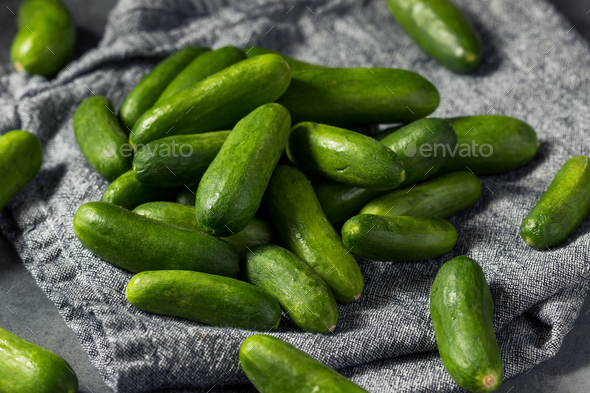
1 0 590 392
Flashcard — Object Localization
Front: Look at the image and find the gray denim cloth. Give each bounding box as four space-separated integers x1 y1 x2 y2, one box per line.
1 0 590 392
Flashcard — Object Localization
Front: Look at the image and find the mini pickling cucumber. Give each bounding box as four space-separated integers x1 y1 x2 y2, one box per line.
155 46 246 105
74 202 239 276
119 47 209 130
521 156 590 250
74 95 132 181
126 270 281 331
430 256 503 392
242 245 339 334
287 122 405 190
175 185 197 205
387 0 482 73
276 67 439 125
11 0 75 77
102 170 180 210
264 165 364 303
0 130 43 210
133 202 279 254
133 131 230 187
130 54 291 146
342 214 457 261
360 171 481 218
196 103 291 236
245 46 328 72
240 334 369 393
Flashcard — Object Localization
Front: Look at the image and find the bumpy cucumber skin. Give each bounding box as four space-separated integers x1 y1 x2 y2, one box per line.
379 118 457 186
74 96 132 181
521 156 590 250
242 245 339 334
342 214 457 261
155 46 246 105
240 335 369 393
126 270 281 331
430 256 503 392
119 47 209 130
287 122 406 190
175 185 197 205
132 202 279 255
130 54 291 146
74 202 239 276
360 171 481 218
102 170 180 210
0 130 43 210
264 165 364 303
276 68 439 125
11 0 75 77
387 0 482 73
196 103 292 236
133 131 230 187
245 46 328 72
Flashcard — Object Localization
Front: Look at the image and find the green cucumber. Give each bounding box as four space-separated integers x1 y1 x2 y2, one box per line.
242 244 339 334
11 0 75 77
126 270 281 331
132 202 279 255
130 54 291 146
276 68 439 125
342 214 457 261
264 165 364 303
286 122 406 190
521 156 590 250
430 256 503 392
0 130 43 210
119 47 209 131
74 95 132 181
245 46 328 72
102 170 180 210
175 185 197 205
360 171 481 218
74 201 239 276
133 131 230 187
195 103 291 236
240 334 369 393
0 327 78 393
155 46 246 105
386 0 482 73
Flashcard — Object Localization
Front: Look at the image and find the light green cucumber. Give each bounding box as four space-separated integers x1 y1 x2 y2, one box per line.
245 46 328 72
102 170 180 210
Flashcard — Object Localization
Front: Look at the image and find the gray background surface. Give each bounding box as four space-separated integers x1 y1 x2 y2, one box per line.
0 1 589 392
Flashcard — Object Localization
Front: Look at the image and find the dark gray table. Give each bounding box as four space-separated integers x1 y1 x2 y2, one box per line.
1 1 588 392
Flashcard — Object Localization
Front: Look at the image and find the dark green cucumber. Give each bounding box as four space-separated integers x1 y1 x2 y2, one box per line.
342 214 457 261
264 165 364 303
242 244 339 334
245 46 328 72
74 202 239 276
360 171 481 218
133 131 230 187
521 156 590 250
0 327 78 393
287 122 405 190
387 0 482 73
440 116 538 175
276 68 439 125
155 46 246 105
132 202 279 255
240 334 369 393
102 170 180 210
196 103 291 236
74 95 132 181
379 118 457 186
126 270 281 331
130 54 291 146
430 256 503 392
175 184 197 205
0 130 43 210
119 47 209 131
11 0 75 77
